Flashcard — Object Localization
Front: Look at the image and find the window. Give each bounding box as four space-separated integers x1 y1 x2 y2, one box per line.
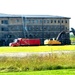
25 35 28 37
32 20 34 23
16 19 19 22
51 20 53 23
1 27 8 31
62 20 63 23
40 27 42 31
66 27 67 29
40 20 42 23
36 27 38 30
35 20 38 23
47 26 50 31
47 20 49 23
1 20 8 24
65 20 67 23
29 34 33 38
1 28 4 31
26 20 29 23
43 27 46 30
54 20 56 23
58 20 60 23
28 27 32 31
16 26 20 30
8 35 12 38
28 20 31 23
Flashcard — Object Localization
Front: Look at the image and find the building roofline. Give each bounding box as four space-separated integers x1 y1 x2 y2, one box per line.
0 13 70 19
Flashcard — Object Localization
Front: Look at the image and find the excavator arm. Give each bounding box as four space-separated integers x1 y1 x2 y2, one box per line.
44 28 75 45
70 28 75 35
56 28 75 45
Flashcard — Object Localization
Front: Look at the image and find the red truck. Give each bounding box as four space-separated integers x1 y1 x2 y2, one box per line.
9 38 41 46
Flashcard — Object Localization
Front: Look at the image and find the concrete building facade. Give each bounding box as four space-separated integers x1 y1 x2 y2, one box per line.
0 14 70 46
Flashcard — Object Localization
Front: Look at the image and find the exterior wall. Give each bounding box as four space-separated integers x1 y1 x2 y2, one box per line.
9 18 22 25
23 18 70 44
0 18 8 25
0 17 70 45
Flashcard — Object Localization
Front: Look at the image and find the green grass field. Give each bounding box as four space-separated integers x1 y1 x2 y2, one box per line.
70 38 75 44
0 45 75 53
0 69 75 75
70 35 75 44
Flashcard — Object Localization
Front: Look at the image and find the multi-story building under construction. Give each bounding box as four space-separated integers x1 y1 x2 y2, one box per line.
0 14 70 46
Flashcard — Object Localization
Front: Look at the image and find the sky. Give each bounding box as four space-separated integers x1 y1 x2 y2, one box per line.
0 0 75 28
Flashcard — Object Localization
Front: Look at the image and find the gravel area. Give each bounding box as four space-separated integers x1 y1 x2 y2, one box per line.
0 51 75 57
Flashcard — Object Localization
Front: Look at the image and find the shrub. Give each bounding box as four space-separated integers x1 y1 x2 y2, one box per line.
7 66 19 72
53 65 63 70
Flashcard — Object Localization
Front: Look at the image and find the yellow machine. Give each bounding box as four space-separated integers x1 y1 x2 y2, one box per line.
44 39 61 45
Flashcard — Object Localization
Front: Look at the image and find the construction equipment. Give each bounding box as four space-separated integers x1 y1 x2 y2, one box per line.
44 28 75 45
9 38 40 46
44 39 61 45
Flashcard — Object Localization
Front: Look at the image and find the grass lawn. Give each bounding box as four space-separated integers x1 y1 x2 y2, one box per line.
0 69 75 75
0 45 75 53
70 38 75 44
